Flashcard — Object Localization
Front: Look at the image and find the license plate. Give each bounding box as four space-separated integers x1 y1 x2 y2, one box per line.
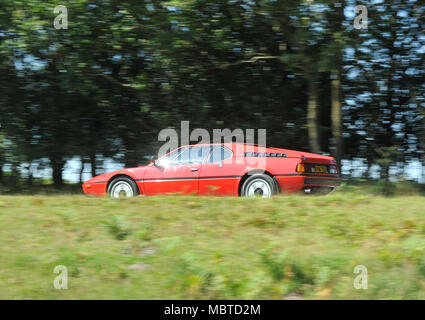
315 165 328 173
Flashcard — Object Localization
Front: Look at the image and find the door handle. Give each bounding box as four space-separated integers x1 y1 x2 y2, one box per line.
190 167 200 172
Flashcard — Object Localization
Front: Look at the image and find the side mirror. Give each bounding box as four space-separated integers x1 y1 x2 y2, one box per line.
153 160 163 169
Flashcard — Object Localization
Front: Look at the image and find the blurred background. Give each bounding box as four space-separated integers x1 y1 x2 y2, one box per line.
0 0 424 190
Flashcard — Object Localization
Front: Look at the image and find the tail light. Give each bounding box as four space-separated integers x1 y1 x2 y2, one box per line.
296 163 305 172
296 163 338 174
329 165 338 174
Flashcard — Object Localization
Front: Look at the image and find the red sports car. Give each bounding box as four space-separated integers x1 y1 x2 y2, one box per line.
82 143 341 198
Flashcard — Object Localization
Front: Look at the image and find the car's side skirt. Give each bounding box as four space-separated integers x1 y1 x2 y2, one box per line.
136 176 242 182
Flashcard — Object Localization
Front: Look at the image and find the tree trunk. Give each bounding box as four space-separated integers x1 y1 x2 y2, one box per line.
421 154 425 184
307 78 321 153
125 153 138 168
27 161 33 186
90 153 97 178
27 171 33 186
331 69 343 168
330 3 344 168
50 157 64 186
0 164 3 184
79 157 85 184
366 159 372 179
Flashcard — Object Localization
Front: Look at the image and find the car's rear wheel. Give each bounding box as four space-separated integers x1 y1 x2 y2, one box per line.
107 177 139 198
241 174 278 198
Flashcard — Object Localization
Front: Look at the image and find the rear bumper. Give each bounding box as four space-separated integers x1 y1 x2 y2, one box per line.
304 177 341 186
275 174 341 194
303 176 341 194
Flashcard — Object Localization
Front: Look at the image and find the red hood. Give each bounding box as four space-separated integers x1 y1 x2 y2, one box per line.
83 166 148 184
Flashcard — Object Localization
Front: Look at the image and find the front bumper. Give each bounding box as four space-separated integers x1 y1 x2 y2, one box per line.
82 181 108 196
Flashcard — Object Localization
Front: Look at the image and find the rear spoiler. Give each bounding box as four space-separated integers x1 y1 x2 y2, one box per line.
301 156 336 164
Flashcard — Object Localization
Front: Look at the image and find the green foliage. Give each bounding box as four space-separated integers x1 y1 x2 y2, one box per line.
0 1 423 183
135 223 154 241
339 180 425 197
260 249 315 294
418 257 425 278
103 215 130 240
1 193 425 299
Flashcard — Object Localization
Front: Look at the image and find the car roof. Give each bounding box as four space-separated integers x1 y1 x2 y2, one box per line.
179 142 334 160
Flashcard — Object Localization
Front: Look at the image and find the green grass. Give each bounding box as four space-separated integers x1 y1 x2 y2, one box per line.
0 192 424 299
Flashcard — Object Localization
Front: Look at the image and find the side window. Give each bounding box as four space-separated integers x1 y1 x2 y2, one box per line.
155 149 179 167
208 146 233 163
171 146 211 165
171 147 190 165
190 146 212 164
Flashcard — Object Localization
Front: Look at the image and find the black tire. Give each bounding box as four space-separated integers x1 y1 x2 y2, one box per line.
241 173 278 198
107 176 139 198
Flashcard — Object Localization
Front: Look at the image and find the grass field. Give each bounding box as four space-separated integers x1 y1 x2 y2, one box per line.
1 189 425 299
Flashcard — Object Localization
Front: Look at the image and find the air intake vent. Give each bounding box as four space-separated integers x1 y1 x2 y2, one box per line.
244 152 287 157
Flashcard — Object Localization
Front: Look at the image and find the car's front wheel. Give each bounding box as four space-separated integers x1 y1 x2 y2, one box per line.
241 174 278 198
107 177 139 198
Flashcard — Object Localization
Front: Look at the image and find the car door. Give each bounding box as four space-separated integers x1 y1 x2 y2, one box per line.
143 146 210 195
199 145 242 196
